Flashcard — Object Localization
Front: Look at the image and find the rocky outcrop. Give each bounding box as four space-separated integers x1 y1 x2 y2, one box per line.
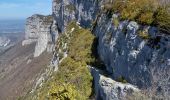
91 67 142 100
51 0 170 99
22 14 57 57
18 0 170 99
52 0 115 32
93 13 170 98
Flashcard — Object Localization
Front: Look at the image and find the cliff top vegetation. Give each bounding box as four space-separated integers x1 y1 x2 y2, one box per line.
103 0 170 34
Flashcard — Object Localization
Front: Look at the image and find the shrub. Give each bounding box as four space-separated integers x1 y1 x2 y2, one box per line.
49 83 78 100
68 27 95 63
54 57 93 100
122 9 139 20
104 0 170 34
155 6 170 34
112 17 119 28
138 30 150 39
137 11 154 25
116 76 127 83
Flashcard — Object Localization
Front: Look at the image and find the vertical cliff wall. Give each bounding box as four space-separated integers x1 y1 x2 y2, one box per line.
22 14 56 57
92 13 170 97
21 0 170 99
52 0 114 32
52 0 170 98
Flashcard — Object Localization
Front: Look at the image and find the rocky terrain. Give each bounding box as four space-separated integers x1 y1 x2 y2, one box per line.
0 15 54 100
0 0 170 100
51 0 170 99
93 15 170 95
0 42 52 100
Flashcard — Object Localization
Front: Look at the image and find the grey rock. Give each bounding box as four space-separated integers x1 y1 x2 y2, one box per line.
52 0 114 32
91 67 140 100
93 13 170 98
22 14 57 57
27 0 170 99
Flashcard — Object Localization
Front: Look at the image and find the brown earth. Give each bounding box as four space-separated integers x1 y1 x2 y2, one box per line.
0 42 52 100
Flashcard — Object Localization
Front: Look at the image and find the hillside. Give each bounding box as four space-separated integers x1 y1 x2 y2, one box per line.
0 0 170 100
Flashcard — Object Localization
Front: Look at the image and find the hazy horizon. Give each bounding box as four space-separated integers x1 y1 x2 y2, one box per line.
0 19 25 35
0 0 51 20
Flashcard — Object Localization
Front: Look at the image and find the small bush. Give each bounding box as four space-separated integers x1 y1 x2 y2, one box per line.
68 27 95 63
155 6 170 34
138 30 150 39
112 17 119 28
49 83 78 100
116 76 127 83
137 11 154 25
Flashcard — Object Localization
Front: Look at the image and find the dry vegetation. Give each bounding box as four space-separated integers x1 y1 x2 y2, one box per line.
104 0 170 34
23 22 96 100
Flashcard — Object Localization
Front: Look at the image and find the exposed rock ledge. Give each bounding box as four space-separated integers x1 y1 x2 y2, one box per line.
22 14 57 57
90 67 146 100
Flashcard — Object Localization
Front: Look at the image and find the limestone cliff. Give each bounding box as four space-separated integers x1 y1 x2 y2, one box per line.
20 0 170 99
93 13 170 98
22 14 57 57
52 0 115 32
51 0 170 99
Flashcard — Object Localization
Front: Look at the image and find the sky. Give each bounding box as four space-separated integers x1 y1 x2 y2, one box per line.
0 0 52 20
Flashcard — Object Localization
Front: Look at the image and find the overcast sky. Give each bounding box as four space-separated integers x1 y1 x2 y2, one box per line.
0 0 52 20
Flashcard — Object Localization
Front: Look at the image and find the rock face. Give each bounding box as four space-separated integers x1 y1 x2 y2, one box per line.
18 0 170 99
93 13 170 97
51 0 170 99
91 68 141 100
22 14 57 57
52 0 114 32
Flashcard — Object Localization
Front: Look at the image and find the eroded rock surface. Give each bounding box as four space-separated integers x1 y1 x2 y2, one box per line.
93 13 170 98
22 14 56 57
52 0 115 32
52 0 170 99
91 68 144 100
